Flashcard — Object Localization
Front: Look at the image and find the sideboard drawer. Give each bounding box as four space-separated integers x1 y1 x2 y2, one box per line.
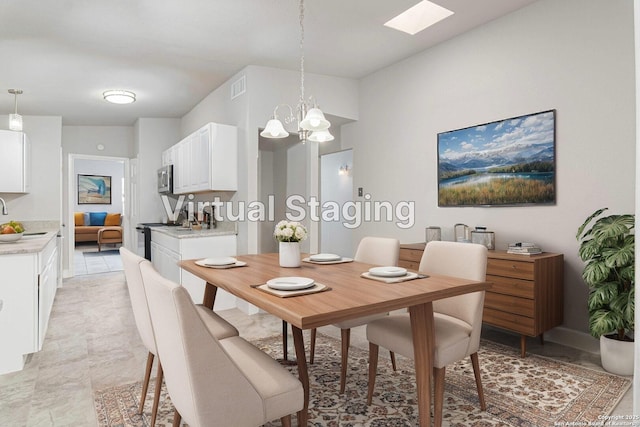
485 292 534 318
483 308 535 336
486 275 534 299
399 260 420 271
486 258 534 280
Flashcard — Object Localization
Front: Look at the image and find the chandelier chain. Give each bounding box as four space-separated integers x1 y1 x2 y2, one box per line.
299 0 305 106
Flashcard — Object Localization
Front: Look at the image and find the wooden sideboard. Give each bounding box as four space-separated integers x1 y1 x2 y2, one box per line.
399 243 564 357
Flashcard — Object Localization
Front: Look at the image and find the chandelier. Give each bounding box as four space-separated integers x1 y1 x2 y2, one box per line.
260 0 333 143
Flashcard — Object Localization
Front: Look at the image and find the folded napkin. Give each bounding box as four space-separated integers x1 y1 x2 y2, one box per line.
252 282 330 298
195 260 247 269
302 257 354 265
360 272 427 284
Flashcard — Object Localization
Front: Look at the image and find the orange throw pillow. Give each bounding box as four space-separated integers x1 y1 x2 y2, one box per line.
74 212 84 226
104 213 121 226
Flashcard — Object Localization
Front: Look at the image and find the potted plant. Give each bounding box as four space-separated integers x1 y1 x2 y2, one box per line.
576 207 635 375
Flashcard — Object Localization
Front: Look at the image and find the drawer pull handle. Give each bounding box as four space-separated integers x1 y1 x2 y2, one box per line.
511 265 517 269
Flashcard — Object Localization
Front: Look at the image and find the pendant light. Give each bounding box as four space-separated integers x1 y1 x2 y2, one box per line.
260 0 331 143
8 89 23 131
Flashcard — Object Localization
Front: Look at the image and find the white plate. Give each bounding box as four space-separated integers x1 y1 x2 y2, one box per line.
267 277 315 291
309 253 342 262
201 257 237 266
368 266 407 278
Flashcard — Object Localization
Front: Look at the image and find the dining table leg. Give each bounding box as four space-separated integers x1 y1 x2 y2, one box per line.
291 326 309 427
409 302 435 427
202 282 218 309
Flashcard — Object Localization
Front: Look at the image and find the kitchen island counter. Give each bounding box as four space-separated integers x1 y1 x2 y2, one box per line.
0 230 58 255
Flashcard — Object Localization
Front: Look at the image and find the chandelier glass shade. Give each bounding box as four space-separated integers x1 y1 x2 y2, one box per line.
8 89 23 131
260 0 331 143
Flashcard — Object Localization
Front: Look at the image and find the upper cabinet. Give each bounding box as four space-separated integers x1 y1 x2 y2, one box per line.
165 123 237 194
0 130 31 193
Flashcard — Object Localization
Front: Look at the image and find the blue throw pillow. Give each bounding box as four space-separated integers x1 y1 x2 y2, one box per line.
89 212 107 226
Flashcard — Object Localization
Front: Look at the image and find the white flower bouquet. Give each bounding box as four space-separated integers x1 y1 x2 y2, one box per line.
274 220 308 243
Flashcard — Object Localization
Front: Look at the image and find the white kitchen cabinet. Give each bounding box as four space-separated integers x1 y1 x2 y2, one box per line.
0 235 58 374
0 130 31 193
150 231 237 309
164 122 237 194
38 237 58 349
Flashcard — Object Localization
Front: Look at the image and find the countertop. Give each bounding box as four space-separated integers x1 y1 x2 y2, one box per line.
148 221 236 239
0 230 58 255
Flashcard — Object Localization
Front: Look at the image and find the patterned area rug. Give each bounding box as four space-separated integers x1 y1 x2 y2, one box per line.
94 334 631 426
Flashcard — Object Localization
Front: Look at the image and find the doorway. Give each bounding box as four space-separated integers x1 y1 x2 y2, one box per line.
66 154 129 277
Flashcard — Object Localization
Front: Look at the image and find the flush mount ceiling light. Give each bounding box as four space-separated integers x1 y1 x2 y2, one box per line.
8 89 23 131
260 0 331 144
103 90 136 104
384 0 454 35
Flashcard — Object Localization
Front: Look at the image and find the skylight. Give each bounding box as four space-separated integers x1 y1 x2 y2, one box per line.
384 0 454 35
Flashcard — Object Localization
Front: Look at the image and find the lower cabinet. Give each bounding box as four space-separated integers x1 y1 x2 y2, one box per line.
0 236 58 374
150 231 237 309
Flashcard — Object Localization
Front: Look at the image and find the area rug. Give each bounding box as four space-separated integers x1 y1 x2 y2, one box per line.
94 334 631 427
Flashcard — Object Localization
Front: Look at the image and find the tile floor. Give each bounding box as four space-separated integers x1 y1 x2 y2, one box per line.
0 270 633 426
74 243 123 275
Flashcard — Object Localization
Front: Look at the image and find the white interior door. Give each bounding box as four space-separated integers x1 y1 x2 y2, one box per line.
320 149 353 257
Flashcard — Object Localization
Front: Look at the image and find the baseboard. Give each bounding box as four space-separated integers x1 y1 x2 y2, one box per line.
544 326 600 354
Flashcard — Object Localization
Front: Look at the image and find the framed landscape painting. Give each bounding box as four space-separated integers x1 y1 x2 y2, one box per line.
78 174 112 205
437 109 556 207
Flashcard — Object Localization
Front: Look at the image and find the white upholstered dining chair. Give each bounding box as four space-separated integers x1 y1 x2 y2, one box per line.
120 247 239 426
139 261 304 427
366 241 488 427
309 236 400 394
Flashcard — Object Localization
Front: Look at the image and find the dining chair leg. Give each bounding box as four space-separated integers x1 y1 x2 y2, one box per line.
150 360 164 427
389 351 397 371
433 367 446 427
366 342 379 405
139 352 154 414
470 352 486 411
280 415 292 427
339 328 351 394
172 407 181 427
282 320 289 361
309 328 317 364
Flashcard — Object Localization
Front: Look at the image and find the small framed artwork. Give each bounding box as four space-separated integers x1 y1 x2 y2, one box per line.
437 109 556 207
78 174 112 205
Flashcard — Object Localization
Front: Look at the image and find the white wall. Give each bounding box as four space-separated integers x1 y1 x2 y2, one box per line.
73 158 124 214
342 0 635 335
134 118 181 224
0 116 62 222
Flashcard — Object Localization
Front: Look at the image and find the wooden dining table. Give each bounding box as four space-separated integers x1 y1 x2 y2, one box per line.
180 253 490 427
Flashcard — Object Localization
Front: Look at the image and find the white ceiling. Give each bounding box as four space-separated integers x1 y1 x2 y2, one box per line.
0 0 540 126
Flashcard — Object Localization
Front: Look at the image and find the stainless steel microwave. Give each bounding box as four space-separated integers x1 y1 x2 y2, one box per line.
157 165 173 194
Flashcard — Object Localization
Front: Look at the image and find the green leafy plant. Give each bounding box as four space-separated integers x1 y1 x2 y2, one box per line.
576 208 634 341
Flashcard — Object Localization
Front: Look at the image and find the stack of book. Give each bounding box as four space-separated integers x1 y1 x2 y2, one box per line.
507 242 542 255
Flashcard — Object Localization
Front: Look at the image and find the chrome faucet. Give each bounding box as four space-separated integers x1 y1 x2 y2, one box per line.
0 197 7 215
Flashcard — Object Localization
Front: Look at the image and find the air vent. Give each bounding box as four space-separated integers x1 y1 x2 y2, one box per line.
231 75 246 100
